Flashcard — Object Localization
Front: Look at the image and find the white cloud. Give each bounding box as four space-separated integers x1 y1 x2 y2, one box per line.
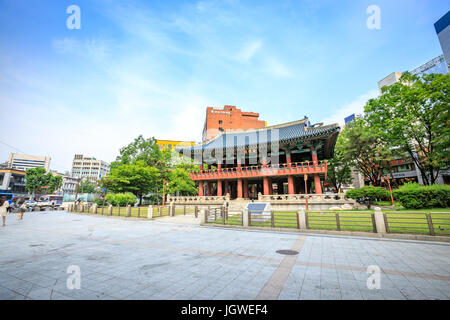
52 37 111 61
263 58 291 78
321 89 379 126
236 40 262 62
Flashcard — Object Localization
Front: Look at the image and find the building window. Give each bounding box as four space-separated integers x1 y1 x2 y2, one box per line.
218 120 222 124
219 127 224 132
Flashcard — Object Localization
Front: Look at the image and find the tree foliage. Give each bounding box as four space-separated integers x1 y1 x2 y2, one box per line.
365 72 449 185
25 167 50 195
103 136 199 201
78 179 97 194
112 135 172 172
167 167 198 196
325 141 353 191
101 160 160 203
338 118 395 186
47 175 63 194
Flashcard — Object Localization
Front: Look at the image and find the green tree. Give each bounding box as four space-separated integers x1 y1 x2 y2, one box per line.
112 135 172 171
325 141 353 192
365 72 450 185
25 167 50 198
338 118 395 186
47 175 63 194
101 160 160 204
78 179 97 194
346 186 390 209
167 167 198 196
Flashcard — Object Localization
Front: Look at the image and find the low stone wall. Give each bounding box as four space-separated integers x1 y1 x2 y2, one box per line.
168 194 230 205
168 193 357 210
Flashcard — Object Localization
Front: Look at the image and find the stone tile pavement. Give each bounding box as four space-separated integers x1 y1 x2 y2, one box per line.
0 211 449 300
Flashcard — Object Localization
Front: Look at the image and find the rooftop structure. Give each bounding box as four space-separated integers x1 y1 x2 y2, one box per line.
202 105 266 142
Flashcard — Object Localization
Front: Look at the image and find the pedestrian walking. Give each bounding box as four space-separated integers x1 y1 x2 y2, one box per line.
17 198 26 221
0 196 10 227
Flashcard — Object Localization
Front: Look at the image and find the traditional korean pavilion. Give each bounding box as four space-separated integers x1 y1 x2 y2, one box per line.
176 117 340 200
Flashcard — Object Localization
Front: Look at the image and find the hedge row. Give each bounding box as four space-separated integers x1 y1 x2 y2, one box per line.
393 183 450 209
104 193 137 206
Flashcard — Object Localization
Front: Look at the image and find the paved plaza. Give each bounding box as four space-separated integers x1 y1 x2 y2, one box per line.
0 211 449 300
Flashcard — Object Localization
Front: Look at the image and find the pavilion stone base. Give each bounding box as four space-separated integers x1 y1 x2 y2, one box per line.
167 194 358 211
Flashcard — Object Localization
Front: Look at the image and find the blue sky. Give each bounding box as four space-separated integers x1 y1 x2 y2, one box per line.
0 0 448 172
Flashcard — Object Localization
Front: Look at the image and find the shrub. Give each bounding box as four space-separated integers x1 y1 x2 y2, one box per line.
93 198 105 206
345 186 390 209
393 182 450 209
104 193 137 206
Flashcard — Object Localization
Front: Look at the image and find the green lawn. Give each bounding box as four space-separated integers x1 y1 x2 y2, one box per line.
205 208 450 236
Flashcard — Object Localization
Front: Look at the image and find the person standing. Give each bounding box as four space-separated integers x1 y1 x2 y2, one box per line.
0 196 10 227
17 198 26 221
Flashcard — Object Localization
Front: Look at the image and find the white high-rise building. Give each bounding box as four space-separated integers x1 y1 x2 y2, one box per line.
8 153 51 172
71 154 110 182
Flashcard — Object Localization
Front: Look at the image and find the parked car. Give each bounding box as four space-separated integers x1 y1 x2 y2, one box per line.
25 200 38 210
38 195 63 211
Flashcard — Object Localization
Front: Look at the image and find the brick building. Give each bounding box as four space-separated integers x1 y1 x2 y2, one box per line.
202 105 266 142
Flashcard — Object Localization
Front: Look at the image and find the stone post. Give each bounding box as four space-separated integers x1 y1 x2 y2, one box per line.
108 205 113 216
92 204 98 214
169 202 174 216
242 208 249 227
147 205 153 219
373 207 386 234
126 205 131 217
201 209 207 224
298 209 307 230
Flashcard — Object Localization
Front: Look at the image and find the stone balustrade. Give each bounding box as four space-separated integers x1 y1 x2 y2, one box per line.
257 193 355 205
167 194 230 204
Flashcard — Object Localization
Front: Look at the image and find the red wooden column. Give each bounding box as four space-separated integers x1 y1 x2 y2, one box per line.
198 182 204 197
243 180 249 199
206 181 212 196
268 178 273 195
217 163 222 196
288 175 295 194
263 177 270 195
237 179 243 199
217 180 222 196
311 147 322 194
314 175 322 194
224 181 229 196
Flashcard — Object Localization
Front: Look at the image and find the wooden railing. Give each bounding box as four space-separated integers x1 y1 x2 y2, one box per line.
190 161 327 180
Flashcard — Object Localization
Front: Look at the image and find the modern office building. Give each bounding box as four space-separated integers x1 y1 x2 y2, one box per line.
377 72 403 92
156 140 195 151
435 11 450 70
0 168 27 196
378 55 448 92
71 154 110 182
8 153 51 172
202 105 266 142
